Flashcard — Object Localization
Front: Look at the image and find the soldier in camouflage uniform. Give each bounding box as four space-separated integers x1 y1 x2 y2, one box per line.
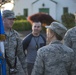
2 10 27 75
64 26 76 72
31 22 76 75
64 26 76 51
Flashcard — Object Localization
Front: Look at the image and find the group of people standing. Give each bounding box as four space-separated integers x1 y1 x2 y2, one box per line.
1 9 76 75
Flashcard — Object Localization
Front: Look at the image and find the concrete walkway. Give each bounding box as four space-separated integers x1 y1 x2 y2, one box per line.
18 30 31 39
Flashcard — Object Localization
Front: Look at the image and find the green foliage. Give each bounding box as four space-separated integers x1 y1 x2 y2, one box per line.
61 13 75 29
13 20 32 31
15 15 26 20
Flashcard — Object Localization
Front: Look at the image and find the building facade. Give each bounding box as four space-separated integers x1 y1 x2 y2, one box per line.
1 0 76 22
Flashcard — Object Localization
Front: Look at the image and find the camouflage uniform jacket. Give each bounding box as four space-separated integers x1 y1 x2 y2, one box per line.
4 29 27 75
64 26 76 55
31 40 75 75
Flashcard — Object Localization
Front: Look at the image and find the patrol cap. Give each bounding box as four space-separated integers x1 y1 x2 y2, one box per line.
2 10 16 19
45 22 67 38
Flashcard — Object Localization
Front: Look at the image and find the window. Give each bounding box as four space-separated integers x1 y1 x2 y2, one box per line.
39 8 49 14
63 7 68 14
24 9 28 17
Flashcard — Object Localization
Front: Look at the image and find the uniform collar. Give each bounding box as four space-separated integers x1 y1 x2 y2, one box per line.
49 40 62 45
5 29 14 37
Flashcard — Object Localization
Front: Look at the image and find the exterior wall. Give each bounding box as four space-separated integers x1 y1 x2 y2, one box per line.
31 0 56 19
14 0 56 19
14 0 35 16
13 0 76 22
54 0 76 22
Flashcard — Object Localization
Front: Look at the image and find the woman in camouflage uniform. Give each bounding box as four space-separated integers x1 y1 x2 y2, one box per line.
31 22 76 75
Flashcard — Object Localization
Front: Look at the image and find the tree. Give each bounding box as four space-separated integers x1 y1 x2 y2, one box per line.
61 13 75 29
0 0 11 7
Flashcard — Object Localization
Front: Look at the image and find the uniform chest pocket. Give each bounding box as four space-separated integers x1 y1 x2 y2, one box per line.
10 38 17 48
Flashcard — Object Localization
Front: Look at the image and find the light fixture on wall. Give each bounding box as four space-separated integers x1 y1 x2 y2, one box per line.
42 3 45 7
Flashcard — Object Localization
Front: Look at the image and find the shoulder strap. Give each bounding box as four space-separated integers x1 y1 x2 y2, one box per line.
22 33 33 51
14 38 18 68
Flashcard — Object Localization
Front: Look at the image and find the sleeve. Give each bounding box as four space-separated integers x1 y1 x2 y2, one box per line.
31 49 45 75
22 37 28 51
22 33 32 51
17 36 28 75
63 31 72 48
70 52 76 75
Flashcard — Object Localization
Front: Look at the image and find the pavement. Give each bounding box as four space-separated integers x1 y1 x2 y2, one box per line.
18 30 31 39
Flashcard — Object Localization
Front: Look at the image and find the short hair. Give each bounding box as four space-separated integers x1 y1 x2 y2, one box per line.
32 22 41 26
54 32 63 40
49 29 63 41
